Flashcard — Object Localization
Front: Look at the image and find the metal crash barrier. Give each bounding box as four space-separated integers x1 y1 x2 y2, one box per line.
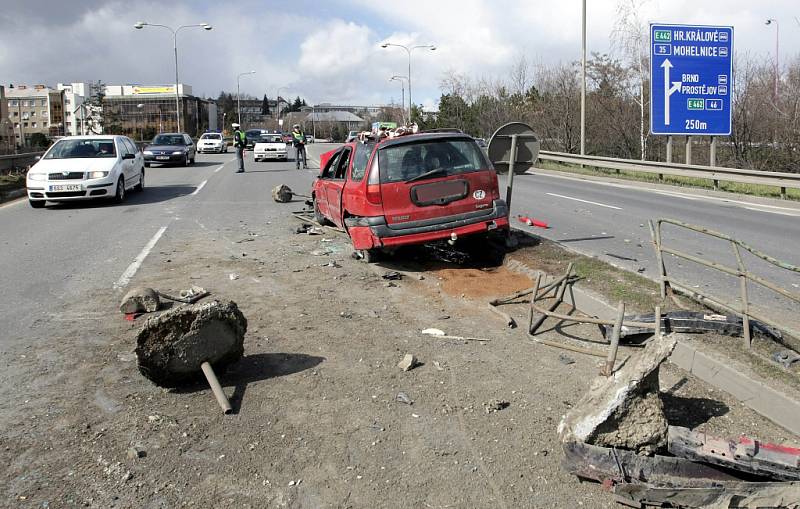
648 218 800 349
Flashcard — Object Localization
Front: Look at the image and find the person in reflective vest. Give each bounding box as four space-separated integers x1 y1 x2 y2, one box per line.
292 124 307 169
233 123 246 173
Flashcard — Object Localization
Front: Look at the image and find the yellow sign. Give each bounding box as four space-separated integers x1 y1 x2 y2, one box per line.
132 86 175 95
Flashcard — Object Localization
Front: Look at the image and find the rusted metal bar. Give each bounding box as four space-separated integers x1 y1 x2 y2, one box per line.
661 246 800 304
527 300 653 329
601 301 625 376
732 243 752 348
527 272 543 333
487 301 517 329
201 361 233 414
530 337 607 358
529 263 574 334
657 218 800 273
649 220 667 300
654 305 661 341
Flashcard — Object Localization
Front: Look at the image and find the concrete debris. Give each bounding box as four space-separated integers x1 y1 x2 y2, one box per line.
558 354 576 365
126 446 146 459
295 223 322 235
558 335 677 455
272 184 294 203
421 328 445 336
228 273 240 281
395 392 413 405
773 350 800 369
382 271 403 281
119 287 160 314
433 361 445 371
397 353 417 371
484 399 509 413
135 299 247 386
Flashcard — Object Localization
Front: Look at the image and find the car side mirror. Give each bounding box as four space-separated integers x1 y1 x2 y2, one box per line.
122 153 135 160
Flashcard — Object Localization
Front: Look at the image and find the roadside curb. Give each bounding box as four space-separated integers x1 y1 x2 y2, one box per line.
0 187 26 205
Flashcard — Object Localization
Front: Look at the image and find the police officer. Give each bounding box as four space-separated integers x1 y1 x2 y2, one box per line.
232 123 246 173
291 124 307 170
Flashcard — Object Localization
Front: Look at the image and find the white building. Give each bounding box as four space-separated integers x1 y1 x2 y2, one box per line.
57 82 102 135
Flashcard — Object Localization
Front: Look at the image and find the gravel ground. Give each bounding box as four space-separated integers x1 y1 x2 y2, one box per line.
2 200 797 508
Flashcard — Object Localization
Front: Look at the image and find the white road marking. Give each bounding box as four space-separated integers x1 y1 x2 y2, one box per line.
545 192 622 210
214 165 224 173
743 206 800 217
536 171 800 214
192 179 207 196
114 226 167 289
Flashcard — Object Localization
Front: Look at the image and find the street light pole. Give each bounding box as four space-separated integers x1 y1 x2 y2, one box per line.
381 42 436 122
237 70 256 125
580 0 587 157
133 21 212 132
390 76 408 124
765 19 779 100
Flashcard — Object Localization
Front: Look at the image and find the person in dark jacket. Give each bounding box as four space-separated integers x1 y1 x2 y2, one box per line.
291 124 307 169
233 123 246 173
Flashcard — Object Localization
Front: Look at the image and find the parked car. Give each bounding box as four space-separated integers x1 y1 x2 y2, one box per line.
198 132 227 153
305 135 315 144
345 130 359 142
143 133 196 166
254 134 288 162
311 131 509 261
26 135 145 208
245 129 269 149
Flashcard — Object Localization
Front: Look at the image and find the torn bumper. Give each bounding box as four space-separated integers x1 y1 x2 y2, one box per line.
345 199 509 250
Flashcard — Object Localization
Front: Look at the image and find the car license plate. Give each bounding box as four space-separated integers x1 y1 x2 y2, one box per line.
49 184 82 192
156 156 170 160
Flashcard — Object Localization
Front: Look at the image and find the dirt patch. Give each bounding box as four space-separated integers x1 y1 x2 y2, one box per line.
434 265 532 300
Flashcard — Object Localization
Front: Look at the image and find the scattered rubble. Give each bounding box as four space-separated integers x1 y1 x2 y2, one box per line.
119 287 160 314
397 353 417 371
395 392 413 405
484 399 509 413
272 184 294 203
382 271 403 281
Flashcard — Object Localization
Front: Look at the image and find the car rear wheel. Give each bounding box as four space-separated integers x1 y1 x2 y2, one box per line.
190 154 195 164
144 162 150 168
358 249 381 263
29 199 45 209
183 154 190 167
113 177 125 203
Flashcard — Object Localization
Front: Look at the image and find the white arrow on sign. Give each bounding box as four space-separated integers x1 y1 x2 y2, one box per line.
661 59 682 125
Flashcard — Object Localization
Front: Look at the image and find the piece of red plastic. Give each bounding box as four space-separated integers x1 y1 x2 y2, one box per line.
517 215 549 229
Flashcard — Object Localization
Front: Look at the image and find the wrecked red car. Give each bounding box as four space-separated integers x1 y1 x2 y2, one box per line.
311 131 509 260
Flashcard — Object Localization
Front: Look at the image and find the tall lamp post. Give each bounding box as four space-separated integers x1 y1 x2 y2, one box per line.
580 0 587 157
389 75 408 124
136 103 144 141
380 42 436 121
133 21 213 132
765 19 779 100
237 70 256 125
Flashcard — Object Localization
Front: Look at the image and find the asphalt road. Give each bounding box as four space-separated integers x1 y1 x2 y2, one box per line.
0 146 325 348
2 143 797 346
507 170 800 319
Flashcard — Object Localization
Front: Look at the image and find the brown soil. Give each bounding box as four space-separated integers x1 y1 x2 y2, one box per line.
434 266 532 300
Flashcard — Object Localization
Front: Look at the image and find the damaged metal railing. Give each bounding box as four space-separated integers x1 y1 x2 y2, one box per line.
648 218 800 349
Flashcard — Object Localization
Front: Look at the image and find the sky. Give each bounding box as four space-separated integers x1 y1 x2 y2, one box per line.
1 0 798 111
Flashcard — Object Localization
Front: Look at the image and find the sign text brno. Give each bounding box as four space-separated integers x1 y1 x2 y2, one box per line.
650 23 733 136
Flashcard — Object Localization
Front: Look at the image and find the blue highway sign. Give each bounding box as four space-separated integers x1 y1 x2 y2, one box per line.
650 23 733 136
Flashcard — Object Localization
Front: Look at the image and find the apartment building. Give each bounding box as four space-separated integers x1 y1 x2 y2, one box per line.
5 84 65 145
0 86 14 152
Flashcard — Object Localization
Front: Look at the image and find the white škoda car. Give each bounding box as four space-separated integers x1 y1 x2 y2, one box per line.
26 135 145 208
198 132 227 153
253 134 288 162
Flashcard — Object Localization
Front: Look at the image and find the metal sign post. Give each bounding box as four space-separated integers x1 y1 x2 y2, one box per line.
487 122 540 214
650 23 733 163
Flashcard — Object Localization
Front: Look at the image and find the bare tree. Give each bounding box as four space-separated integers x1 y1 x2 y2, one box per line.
612 0 650 159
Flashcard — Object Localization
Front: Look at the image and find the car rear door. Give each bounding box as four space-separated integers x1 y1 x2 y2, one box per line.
377 137 497 226
324 147 352 227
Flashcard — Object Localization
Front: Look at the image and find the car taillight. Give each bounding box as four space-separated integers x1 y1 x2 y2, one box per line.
366 156 382 205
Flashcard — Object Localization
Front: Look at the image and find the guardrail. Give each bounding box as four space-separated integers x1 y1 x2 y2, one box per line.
0 152 45 174
538 151 800 199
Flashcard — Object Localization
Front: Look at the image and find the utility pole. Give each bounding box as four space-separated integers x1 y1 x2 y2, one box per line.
580 0 587 156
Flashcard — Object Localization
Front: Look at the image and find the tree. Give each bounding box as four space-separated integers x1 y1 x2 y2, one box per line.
261 94 270 115
29 133 49 148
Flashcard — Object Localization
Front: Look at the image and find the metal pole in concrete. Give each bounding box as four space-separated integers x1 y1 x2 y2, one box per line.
505 134 519 212
710 136 719 190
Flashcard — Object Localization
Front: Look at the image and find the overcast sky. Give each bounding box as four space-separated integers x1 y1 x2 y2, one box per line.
1 0 798 110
